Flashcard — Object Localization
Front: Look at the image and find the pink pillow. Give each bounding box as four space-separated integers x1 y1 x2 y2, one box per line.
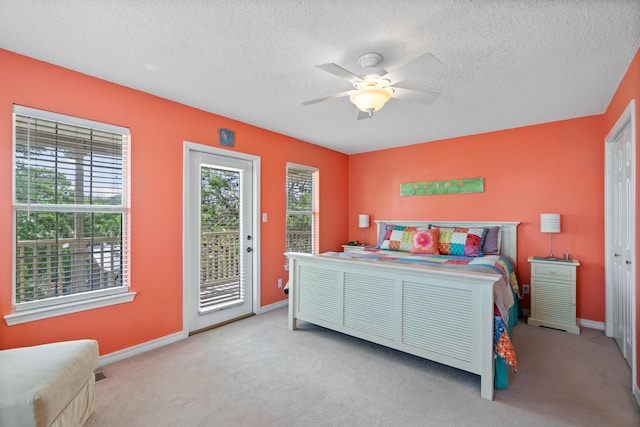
410 229 440 254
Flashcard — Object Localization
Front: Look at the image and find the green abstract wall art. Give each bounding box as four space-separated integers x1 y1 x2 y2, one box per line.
400 177 484 196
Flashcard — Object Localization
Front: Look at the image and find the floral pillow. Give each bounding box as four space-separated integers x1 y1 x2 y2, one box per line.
410 228 440 254
436 227 488 257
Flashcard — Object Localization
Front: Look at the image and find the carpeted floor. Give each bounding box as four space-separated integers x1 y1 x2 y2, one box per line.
85 307 640 426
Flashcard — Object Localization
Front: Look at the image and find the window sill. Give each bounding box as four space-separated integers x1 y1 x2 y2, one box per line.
4 291 137 326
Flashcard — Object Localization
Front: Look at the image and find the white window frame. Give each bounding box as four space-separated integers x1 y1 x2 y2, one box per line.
5 106 135 326
286 163 318 254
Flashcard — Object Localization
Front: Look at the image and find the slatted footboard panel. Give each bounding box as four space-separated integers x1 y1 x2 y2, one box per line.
343 272 395 340
402 282 474 364
297 265 340 325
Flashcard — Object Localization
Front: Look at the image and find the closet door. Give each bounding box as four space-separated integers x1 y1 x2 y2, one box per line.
611 123 633 365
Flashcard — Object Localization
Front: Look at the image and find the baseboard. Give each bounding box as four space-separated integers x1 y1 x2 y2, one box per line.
98 330 187 368
634 383 640 408
578 318 605 330
258 299 288 314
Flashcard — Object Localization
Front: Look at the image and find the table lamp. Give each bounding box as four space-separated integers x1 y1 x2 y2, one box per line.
358 214 370 246
540 213 561 259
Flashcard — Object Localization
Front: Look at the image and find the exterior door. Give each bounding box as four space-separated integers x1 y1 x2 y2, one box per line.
185 148 255 333
611 122 633 366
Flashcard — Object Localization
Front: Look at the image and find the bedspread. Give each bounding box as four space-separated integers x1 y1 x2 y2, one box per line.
321 249 519 372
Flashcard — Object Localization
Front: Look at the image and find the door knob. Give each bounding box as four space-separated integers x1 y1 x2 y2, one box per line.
626 260 631 264
614 253 621 257
247 247 253 253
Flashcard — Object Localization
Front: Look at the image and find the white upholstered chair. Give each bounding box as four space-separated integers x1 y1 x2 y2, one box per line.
0 339 99 426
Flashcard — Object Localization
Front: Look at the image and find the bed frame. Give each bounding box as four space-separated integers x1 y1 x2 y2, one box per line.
286 220 519 401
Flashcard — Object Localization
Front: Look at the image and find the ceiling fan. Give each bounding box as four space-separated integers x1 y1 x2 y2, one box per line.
303 52 442 119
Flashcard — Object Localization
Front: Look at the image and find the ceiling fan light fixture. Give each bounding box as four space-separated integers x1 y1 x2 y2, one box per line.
349 86 393 112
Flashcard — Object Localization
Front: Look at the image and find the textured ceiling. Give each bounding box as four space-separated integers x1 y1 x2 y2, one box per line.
1 0 639 154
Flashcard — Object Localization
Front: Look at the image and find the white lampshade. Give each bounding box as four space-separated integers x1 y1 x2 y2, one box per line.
358 214 370 229
540 213 561 233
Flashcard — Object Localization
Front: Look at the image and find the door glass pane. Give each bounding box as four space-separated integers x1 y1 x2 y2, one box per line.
199 165 241 310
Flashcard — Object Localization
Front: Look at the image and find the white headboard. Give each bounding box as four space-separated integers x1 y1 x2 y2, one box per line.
374 220 520 265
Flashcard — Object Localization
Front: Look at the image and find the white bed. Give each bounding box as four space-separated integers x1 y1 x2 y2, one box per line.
286 220 519 401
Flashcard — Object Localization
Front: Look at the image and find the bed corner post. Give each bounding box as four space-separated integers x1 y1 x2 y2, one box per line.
481 370 495 401
288 293 297 331
481 283 496 401
287 256 297 331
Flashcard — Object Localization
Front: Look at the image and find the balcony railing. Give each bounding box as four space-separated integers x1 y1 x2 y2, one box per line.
286 230 313 253
16 236 123 303
16 229 313 306
200 230 241 308
198 229 312 308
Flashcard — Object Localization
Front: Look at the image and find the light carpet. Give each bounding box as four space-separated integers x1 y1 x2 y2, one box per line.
85 307 640 426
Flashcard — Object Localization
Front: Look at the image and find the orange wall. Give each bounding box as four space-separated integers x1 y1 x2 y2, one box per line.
348 115 605 321
603 48 640 389
0 49 349 354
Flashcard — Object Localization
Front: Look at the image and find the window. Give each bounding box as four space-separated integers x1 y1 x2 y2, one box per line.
286 164 318 254
8 106 133 324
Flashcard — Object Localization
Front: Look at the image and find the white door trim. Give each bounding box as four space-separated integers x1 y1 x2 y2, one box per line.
182 141 261 333
604 99 636 395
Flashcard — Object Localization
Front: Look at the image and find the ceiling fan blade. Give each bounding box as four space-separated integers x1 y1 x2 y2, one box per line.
316 63 363 84
382 53 442 85
302 90 355 106
392 87 441 105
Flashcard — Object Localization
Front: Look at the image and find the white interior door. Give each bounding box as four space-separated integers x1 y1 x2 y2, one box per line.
612 123 633 365
184 147 256 333
605 100 635 385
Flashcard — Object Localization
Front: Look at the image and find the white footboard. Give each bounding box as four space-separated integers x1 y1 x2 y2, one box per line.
286 253 499 401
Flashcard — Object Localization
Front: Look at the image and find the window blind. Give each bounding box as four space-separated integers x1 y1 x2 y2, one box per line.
286 165 317 254
13 106 129 307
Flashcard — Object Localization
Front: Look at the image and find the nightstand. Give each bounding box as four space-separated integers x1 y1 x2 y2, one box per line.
527 257 580 334
341 244 371 252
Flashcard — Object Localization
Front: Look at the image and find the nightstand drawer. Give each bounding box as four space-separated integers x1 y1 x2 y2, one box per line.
531 262 576 280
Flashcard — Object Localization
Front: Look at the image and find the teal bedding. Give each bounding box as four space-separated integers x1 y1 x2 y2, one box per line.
495 297 520 388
